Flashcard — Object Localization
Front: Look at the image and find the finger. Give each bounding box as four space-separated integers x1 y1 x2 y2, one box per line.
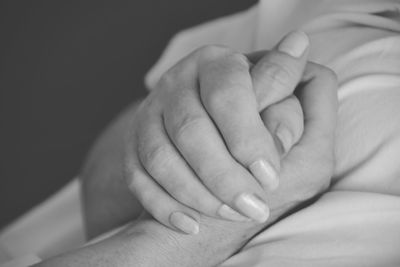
163 84 270 224
277 62 338 200
136 107 248 222
296 62 338 146
150 46 266 223
124 134 201 235
261 95 304 156
199 52 281 192
198 32 309 192
249 31 310 111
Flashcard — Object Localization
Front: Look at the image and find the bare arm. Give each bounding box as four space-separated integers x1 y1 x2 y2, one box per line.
37 195 295 267
40 62 337 267
81 33 310 239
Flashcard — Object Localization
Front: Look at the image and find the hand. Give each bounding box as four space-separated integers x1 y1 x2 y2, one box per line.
264 62 338 222
125 61 339 267
124 31 311 234
44 59 338 267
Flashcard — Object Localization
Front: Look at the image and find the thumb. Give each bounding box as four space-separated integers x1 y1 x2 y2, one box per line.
260 95 304 157
247 31 310 111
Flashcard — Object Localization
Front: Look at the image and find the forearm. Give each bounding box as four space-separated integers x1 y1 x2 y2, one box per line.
36 217 258 267
34 222 158 267
37 201 299 267
118 199 307 267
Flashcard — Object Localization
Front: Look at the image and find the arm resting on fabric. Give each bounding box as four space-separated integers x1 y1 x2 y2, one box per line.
35 206 298 267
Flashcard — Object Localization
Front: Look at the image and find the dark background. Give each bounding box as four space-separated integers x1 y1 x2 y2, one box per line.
0 1 257 228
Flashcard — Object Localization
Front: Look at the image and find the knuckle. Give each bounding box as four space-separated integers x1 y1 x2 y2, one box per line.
260 62 295 90
229 52 250 68
172 113 206 141
169 183 193 204
140 143 174 174
205 85 236 112
206 169 233 196
204 53 248 76
228 131 271 165
203 68 250 113
229 138 253 162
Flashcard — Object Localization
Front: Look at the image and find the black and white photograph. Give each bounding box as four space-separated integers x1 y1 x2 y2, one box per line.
1 0 400 266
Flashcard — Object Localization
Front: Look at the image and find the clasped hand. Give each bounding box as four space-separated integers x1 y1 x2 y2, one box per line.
123 31 338 234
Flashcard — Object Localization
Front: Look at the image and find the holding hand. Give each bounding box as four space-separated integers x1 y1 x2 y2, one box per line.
48 31 337 267
124 31 310 234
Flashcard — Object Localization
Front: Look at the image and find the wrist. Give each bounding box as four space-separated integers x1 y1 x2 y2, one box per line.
122 215 264 267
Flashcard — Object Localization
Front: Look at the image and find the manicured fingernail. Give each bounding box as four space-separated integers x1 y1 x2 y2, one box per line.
169 212 199 235
234 193 269 223
278 31 309 58
218 204 251 222
250 159 279 191
276 125 293 154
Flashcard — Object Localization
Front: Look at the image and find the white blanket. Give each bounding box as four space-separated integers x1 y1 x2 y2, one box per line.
1 0 400 266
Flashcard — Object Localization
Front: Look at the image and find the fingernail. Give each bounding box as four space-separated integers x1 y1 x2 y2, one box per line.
234 193 269 223
217 204 251 222
275 125 293 154
278 31 309 58
250 159 279 191
169 212 199 235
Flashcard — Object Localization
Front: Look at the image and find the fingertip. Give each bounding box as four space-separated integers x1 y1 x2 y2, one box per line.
275 124 295 155
217 204 251 222
169 211 200 235
234 193 270 223
277 30 310 58
249 159 279 191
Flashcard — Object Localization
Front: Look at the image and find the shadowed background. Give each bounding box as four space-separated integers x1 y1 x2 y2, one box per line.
0 1 257 228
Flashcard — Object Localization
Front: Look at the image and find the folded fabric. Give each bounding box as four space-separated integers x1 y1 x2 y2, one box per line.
0 180 84 264
220 191 400 267
2 0 400 266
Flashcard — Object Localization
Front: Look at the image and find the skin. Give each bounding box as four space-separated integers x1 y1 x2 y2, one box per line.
36 58 337 267
34 31 339 266
84 31 313 237
124 46 308 232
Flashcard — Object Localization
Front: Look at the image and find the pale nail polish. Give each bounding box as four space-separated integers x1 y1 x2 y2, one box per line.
234 193 269 223
275 126 293 154
249 159 279 191
169 212 199 235
218 204 251 222
278 31 309 58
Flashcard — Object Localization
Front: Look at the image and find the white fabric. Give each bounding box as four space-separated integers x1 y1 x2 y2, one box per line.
0 180 84 266
221 191 400 267
1 0 400 266
0 255 40 267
